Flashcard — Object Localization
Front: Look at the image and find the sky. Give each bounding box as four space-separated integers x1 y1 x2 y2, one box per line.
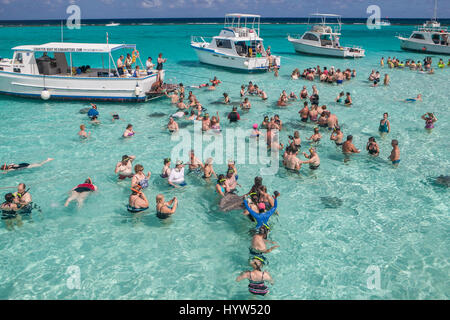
0 0 449 20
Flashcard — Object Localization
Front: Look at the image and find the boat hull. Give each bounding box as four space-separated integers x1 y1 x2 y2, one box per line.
399 37 450 55
191 44 280 71
288 38 365 58
0 71 164 102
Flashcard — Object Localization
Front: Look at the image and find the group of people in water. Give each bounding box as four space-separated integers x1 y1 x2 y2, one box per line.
381 56 448 73
291 65 356 84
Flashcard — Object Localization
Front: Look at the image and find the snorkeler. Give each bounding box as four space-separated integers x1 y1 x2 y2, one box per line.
404 94 422 103
115 155 135 180
156 194 178 219
127 185 149 213
64 178 97 208
243 191 279 229
250 225 279 266
235 257 274 296
13 183 32 210
1 158 54 174
215 174 227 197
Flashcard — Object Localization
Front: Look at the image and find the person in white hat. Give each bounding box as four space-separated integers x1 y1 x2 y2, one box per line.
168 160 186 188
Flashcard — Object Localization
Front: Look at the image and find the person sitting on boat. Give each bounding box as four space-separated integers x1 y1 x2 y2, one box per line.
117 55 125 76
133 66 141 78
150 78 164 93
125 53 133 74
87 104 99 119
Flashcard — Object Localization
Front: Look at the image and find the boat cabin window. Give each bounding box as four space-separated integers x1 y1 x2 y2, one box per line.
431 34 440 44
13 52 23 64
411 33 425 40
303 33 319 42
215 39 232 49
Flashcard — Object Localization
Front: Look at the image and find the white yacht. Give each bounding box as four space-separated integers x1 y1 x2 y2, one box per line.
106 22 120 27
287 14 365 58
397 1 449 54
191 13 281 71
0 42 163 102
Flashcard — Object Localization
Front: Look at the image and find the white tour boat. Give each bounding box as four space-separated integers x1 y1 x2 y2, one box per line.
106 22 120 27
376 19 391 27
287 14 365 58
191 13 281 71
0 42 164 102
397 2 449 55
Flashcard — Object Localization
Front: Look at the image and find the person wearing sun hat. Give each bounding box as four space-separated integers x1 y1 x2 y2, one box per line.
168 160 187 188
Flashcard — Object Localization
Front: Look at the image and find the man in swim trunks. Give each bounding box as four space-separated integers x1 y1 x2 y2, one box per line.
326 111 339 130
342 135 360 154
1 193 22 230
1 158 54 174
388 139 400 166
187 150 204 174
299 102 309 122
284 147 302 172
13 183 32 214
165 90 179 104
115 155 136 180
330 127 344 146
249 225 279 266
167 117 179 133
301 148 320 170
64 178 97 208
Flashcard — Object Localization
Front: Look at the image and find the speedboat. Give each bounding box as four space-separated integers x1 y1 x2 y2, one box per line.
106 22 120 27
397 1 449 54
0 42 164 102
191 13 281 71
287 14 365 58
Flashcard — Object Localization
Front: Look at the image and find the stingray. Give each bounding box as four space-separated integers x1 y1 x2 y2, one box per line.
148 112 167 118
79 107 90 114
320 196 343 209
219 194 245 212
178 122 191 129
435 175 450 187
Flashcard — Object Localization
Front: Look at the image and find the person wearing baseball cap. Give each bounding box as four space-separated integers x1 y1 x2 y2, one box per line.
168 160 187 188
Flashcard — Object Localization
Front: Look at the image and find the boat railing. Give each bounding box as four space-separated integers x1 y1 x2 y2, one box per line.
191 36 212 45
417 25 448 32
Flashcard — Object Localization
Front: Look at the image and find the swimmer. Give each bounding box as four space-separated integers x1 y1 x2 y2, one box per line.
307 127 322 143
188 150 204 173
167 117 179 132
111 113 121 121
78 124 91 139
250 225 279 263
164 90 179 104
1 193 22 230
366 137 379 156
235 257 274 296
289 92 298 100
228 106 241 123
277 91 288 107
210 76 221 86
301 147 320 170
243 192 279 229
202 157 217 179
330 127 344 146
160 158 171 178
123 124 135 138
259 89 268 100
384 74 390 85
421 112 437 131
156 194 178 219
87 103 99 119
342 135 360 154
115 155 136 180
223 93 230 104
128 186 149 212
388 139 400 166
168 160 186 188
378 112 390 137
1 158 54 174
283 146 302 172
64 178 97 208
300 86 308 99
404 94 422 103
90 115 100 125
131 164 151 189
240 85 246 97
273 114 283 130
261 116 270 129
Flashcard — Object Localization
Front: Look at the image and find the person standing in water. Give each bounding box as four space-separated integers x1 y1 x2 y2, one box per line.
301 147 320 170
378 113 390 137
156 194 178 219
1 193 22 230
131 164 151 189
366 137 380 157
388 139 400 166
330 127 344 146
128 186 149 212
78 124 90 139
115 155 135 180
342 135 360 154
236 257 274 296
421 113 437 132
123 124 135 138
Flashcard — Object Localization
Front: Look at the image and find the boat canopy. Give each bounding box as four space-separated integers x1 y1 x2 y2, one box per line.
225 13 261 18
11 42 136 53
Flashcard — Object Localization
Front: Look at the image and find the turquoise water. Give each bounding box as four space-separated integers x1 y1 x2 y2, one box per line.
0 23 449 299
